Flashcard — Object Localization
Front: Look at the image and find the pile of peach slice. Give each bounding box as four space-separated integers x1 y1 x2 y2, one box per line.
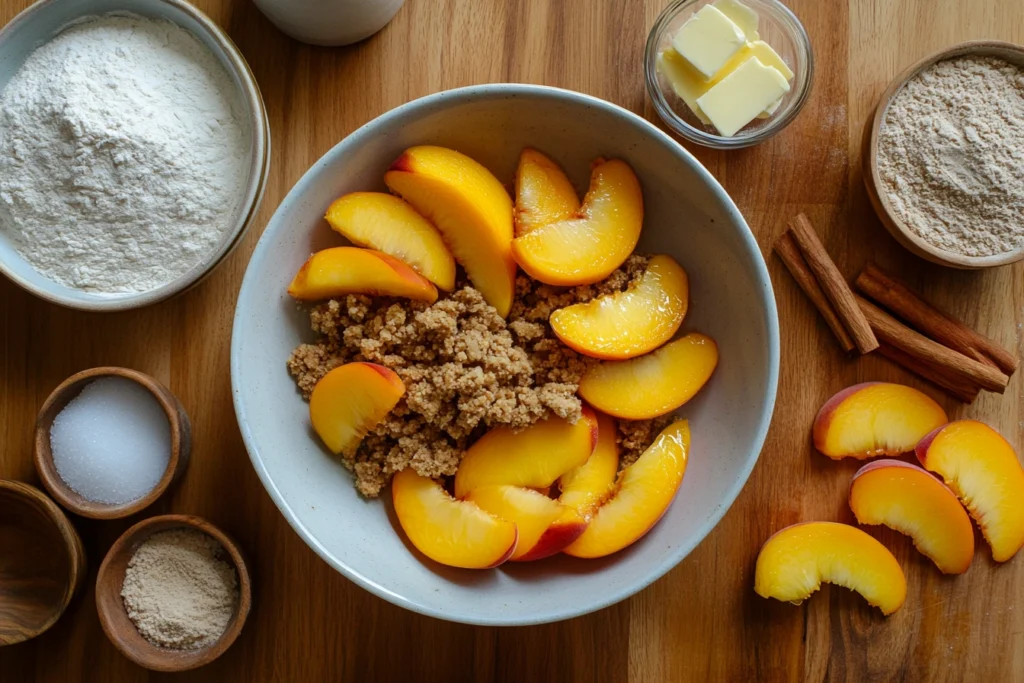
392 411 692 568
756 381 1024 616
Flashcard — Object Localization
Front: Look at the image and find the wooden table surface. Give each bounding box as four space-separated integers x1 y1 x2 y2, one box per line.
2 0 1023 680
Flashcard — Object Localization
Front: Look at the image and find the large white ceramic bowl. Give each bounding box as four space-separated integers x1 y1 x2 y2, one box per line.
231 84 779 626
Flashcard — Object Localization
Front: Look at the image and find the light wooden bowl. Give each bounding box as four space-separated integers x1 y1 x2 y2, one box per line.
863 40 1024 269
0 480 86 646
34 367 191 519
95 514 251 672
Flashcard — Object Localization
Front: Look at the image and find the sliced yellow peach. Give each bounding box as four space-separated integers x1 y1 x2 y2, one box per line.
453 408 599 499
288 247 438 303
385 146 516 316
578 333 718 420
309 362 405 454
391 469 518 569
754 522 907 616
813 382 948 460
917 420 1024 562
850 460 974 574
550 255 689 360
558 411 620 521
466 485 587 561
511 158 643 286
563 420 689 558
324 192 456 290
514 148 580 236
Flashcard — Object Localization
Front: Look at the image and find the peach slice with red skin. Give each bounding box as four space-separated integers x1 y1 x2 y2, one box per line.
550 255 689 360
511 158 643 286
309 362 405 454
558 411 620 521
563 420 690 558
578 333 718 420
288 247 438 303
392 469 518 569
466 485 587 561
514 148 581 236
813 382 948 459
916 420 1024 562
385 145 516 316
850 459 974 574
754 522 907 616
453 408 598 498
324 192 457 290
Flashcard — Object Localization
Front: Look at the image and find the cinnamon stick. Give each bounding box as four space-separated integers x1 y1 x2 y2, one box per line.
787 214 879 354
856 295 1009 393
876 341 980 403
774 233 856 352
856 262 1018 376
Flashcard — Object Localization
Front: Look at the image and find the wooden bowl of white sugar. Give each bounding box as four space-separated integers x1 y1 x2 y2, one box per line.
34 367 191 519
0 0 270 310
864 40 1024 269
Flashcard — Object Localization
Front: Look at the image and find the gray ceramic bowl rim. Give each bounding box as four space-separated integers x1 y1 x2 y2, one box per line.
0 0 271 311
230 83 780 625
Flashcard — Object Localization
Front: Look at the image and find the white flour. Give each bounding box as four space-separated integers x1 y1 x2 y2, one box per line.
0 15 251 294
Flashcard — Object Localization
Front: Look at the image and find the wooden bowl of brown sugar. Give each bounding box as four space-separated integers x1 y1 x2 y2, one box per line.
864 40 1024 269
95 515 251 672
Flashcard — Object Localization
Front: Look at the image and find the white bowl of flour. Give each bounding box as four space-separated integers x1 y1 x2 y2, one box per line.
0 0 269 310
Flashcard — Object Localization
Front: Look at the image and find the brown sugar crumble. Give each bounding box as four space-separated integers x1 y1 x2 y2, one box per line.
288 254 667 497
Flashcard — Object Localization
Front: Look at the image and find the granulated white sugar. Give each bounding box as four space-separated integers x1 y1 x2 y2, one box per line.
50 377 171 504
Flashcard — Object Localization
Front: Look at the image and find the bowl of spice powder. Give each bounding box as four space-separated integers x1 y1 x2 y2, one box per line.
865 41 1024 268
95 515 251 672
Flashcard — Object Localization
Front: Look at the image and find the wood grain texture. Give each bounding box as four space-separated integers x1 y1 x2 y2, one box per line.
1 0 1023 681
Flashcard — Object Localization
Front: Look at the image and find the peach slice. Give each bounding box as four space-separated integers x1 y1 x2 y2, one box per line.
453 408 599 499
385 145 516 316
288 247 438 303
510 158 643 286
850 460 974 574
324 192 457 290
563 420 689 558
466 485 587 561
558 411 620 521
391 469 518 569
917 420 1024 562
577 333 718 420
754 522 907 616
813 382 948 459
309 362 405 454
514 148 580 236
550 255 689 360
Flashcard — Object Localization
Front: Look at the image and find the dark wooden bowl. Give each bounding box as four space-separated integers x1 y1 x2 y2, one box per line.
34 367 191 519
0 480 86 646
863 40 1024 269
95 515 252 672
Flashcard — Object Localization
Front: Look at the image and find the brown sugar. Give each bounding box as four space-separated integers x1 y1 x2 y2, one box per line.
287 254 666 498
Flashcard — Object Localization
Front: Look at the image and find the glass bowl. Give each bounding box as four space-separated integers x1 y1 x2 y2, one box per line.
645 0 814 149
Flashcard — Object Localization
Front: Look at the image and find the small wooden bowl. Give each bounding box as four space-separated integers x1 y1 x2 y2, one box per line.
863 40 1024 269
34 367 191 519
95 515 251 672
0 480 86 646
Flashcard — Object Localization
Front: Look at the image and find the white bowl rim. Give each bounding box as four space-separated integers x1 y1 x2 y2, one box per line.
0 0 270 311
230 83 780 626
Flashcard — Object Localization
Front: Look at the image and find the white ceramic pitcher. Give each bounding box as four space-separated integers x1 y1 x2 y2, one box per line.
253 0 405 46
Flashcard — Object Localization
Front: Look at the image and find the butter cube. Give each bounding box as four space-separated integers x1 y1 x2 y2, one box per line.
657 49 712 123
696 57 791 136
713 0 760 41
735 40 794 80
671 5 747 80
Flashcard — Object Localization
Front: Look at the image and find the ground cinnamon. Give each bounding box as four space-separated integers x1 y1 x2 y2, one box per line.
855 262 1017 376
787 214 878 354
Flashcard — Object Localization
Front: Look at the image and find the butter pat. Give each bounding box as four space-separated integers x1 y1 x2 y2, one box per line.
671 5 747 80
657 49 712 123
713 0 759 41
697 57 791 136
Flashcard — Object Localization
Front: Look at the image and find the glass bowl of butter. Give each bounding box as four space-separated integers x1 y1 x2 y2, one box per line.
645 0 813 149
